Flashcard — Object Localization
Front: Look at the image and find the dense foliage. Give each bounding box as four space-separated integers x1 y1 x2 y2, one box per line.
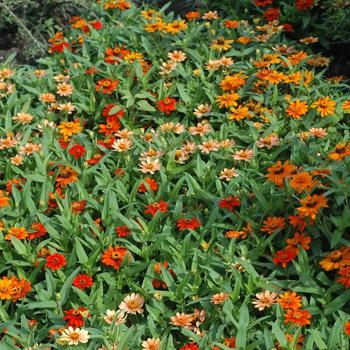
0 1 350 349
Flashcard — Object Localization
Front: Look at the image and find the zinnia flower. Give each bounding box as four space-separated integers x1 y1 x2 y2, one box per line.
284 309 312 326
102 246 129 270
278 291 302 310
68 144 86 159
119 293 145 314
177 218 201 231
59 327 89 345
46 253 66 271
170 312 193 327
142 338 161 350
73 274 93 290
144 201 169 217
252 290 278 311
157 97 177 115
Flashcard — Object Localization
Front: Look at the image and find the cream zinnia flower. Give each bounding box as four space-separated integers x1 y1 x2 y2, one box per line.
219 168 239 181
170 312 193 328
252 290 278 311
12 113 33 124
59 327 89 345
194 104 212 118
39 93 56 103
168 50 187 63
140 157 161 174
142 338 161 350
211 292 230 305
112 138 133 152
118 293 145 314
57 82 74 96
103 309 127 325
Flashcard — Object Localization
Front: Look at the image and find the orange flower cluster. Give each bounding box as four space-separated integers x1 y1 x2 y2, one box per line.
278 291 311 327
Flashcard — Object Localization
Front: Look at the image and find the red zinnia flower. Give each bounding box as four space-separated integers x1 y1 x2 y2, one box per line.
180 344 199 350
177 218 201 231
27 223 47 240
115 225 131 237
156 97 177 115
72 200 87 214
59 138 69 149
295 0 313 11
64 307 90 328
219 195 240 211
263 8 280 21
144 201 169 217
73 274 93 290
345 321 350 336
68 144 86 159
46 253 66 271
138 177 158 193
283 23 293 32
337 266 350 288
273 247 298 268
255 0 273 6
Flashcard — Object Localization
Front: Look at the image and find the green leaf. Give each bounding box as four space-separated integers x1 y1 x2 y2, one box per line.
60 267 81 305
137 100 156 112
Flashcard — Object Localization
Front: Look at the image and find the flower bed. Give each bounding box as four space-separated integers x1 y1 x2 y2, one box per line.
0 1 350 349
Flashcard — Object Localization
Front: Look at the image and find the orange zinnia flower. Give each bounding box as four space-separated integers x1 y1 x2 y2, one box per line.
0 276 14 300
220 74 246 91
5 227 28 240
284 309 312 326
320 246 350 271
328 143 350 161
229 105 250 121
311 96 336 117
10 276 32 301
102 246 129 270
297 194 328 219
95 79 119 94
278 291 302 310
216 93 239 108
266 160 296 187
56 166 78 188
289 172 318 193
261 216 285 235
286 100 308 119
286 232 311 251
0 190 10 207
256 69 285 84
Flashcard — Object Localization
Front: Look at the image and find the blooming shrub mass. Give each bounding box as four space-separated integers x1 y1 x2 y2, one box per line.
0 0 350 349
